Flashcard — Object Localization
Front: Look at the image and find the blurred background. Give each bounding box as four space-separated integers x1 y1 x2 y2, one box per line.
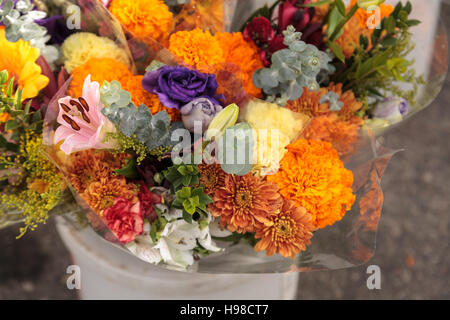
0 3 449 300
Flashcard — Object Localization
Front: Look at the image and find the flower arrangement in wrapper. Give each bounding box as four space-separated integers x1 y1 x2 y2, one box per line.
1 0 447 273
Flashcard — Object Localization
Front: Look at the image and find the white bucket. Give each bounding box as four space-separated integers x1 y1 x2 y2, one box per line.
55 217 299 300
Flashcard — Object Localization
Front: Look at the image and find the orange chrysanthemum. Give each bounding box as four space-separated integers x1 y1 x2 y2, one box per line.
214 32 264 98
287 83 364 156
67 150 129 193
287 83 362 120
198 163 226 196
120 75 181 122
68 57 132 98
82 177 137 213
351 0 394 29
209 173 283 233
302 114 361 156
109 0 173 42
168 28 225 69
266 139 355 229
254 200 315 259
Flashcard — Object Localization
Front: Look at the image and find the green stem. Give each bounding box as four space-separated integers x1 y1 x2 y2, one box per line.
329 4 359 42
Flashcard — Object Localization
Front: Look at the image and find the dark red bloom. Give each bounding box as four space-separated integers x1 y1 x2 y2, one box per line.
260 35 287 66
243 16 275 46
278 0 314 33
138 183 162 223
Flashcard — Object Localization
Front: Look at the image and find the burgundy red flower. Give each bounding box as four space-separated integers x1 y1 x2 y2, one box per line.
138 183 162 223
243 16 274 46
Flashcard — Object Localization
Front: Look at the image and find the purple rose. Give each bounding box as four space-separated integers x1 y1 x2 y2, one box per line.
180 98 223 132
142 66 223 110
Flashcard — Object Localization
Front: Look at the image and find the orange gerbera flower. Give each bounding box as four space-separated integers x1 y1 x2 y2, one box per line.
120 75 181 122
109 0 173 42
209 173 283 233
198 163 226 196
168 28 225 70
254 200 315 259
266 139 355 229
214 32 264 98
287 83 364 156
68 57 132 98
82 177 137 213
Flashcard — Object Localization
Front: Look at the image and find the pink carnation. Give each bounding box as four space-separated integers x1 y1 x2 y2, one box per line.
103 197 144 244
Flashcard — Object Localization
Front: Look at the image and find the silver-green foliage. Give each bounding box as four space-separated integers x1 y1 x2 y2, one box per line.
100 80 181 151
0 0 48 42
253 25 335 106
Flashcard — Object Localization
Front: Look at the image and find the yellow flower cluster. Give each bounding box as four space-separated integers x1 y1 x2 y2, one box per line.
61 32 130 73
0 131 64 237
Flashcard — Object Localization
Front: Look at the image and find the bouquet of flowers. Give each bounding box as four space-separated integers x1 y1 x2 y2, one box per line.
1 0 447 272
0 0 85 236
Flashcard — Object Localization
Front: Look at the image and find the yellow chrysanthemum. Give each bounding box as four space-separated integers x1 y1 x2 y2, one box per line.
0 28 49 100
61 32 130 73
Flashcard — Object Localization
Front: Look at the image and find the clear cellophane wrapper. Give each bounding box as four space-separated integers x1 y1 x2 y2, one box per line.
40 0 443 273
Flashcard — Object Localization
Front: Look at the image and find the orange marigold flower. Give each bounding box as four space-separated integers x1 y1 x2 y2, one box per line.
266 139 355 229
82 177 137 213
209 173 283 233
198 163 226 196
254 200 315 259
351 0 394 29
68 57 132 98
120 75 181 122
214 32 264 98
109 0 173 42
168 28 225 69
287 83 364 156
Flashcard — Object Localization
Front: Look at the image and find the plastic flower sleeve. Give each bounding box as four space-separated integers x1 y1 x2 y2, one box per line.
43 72 397 273
38 0 442 273
40 0 136 69
193 134 399 273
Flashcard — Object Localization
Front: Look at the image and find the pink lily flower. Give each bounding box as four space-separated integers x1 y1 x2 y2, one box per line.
54 75 116 154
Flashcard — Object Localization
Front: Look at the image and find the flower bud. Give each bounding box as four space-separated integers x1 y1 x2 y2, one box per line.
372 96 409 125
180 98 222 132
357 0 386 10
205 103 239 141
